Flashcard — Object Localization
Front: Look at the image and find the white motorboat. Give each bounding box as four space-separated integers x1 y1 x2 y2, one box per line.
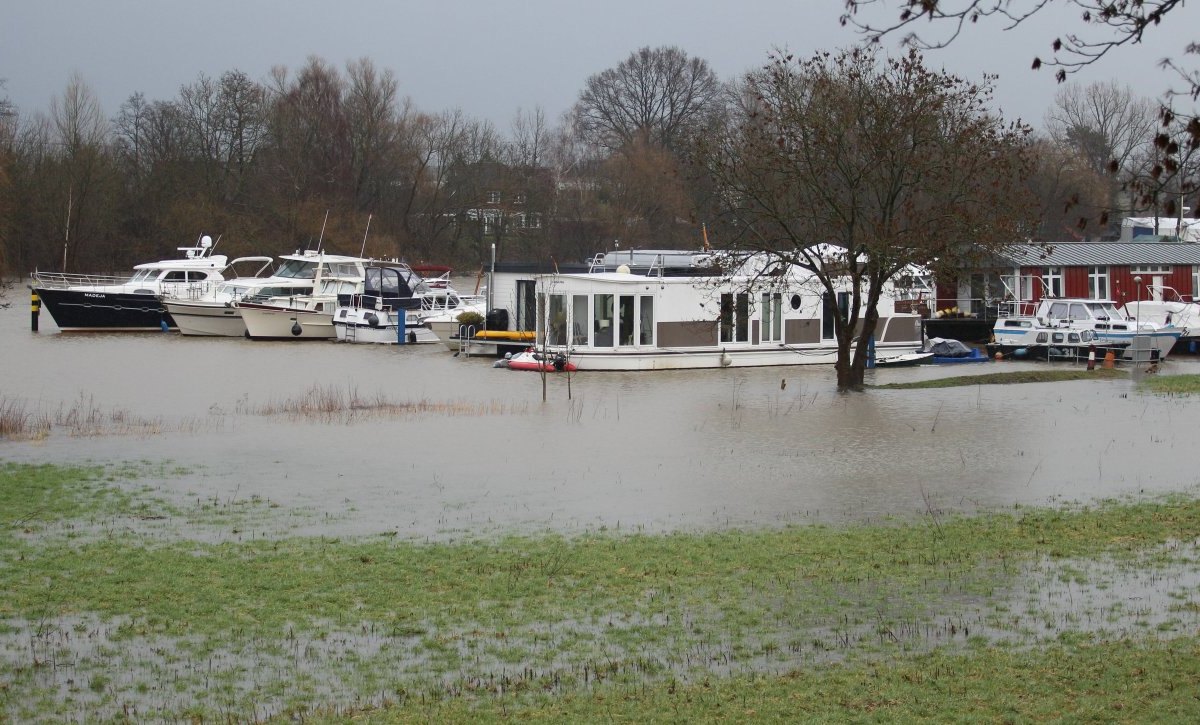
239 255 370 340
333 263 485 344
31 235 229 331
1031 297 1182 360
163 250 330 337
1122 285 1200 352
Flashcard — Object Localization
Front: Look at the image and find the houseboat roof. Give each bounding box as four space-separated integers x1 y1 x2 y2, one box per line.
999 242 1200 268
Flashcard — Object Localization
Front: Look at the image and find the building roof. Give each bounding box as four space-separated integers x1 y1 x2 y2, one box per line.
1000 242 1200 268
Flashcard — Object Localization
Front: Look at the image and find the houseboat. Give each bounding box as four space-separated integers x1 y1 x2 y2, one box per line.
512 250 923 371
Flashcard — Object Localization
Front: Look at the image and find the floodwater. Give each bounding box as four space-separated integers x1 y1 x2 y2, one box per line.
2 289 1199 540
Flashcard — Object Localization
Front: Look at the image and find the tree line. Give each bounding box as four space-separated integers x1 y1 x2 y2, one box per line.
0 45 1193 284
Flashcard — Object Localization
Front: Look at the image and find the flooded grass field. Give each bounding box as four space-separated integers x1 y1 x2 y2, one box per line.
3 299 1200 720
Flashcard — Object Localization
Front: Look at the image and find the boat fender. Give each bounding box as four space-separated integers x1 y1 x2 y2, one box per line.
553 354 567 372
365 313 380 328
407 331 417 344
291 320 303 336
160 319 169 332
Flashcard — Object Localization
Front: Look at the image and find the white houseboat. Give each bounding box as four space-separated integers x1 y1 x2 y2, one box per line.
513 250 923 371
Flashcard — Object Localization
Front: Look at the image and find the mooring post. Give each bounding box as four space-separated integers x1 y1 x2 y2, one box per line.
30 287 40 332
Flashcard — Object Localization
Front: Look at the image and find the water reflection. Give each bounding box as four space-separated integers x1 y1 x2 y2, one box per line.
3 299 1198 539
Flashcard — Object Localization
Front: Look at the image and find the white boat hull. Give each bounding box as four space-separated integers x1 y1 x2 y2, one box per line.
164 300 246 337
550 343 918 371
240 305 335 339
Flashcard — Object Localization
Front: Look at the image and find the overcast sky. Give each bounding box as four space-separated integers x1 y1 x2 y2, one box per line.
3 1 1195 134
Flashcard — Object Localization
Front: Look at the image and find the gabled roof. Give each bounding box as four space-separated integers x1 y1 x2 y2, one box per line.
998 242 1200 267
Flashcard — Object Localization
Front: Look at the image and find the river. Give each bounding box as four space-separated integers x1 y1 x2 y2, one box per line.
2 288 1197 540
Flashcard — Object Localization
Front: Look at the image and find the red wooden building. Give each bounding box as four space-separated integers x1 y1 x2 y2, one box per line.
934 241 1200 316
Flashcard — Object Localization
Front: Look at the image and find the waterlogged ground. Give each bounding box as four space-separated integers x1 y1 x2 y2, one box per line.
4 461 1200 721
5 302 1200 719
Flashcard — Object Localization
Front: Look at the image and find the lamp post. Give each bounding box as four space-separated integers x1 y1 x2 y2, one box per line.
1134 275 1143 330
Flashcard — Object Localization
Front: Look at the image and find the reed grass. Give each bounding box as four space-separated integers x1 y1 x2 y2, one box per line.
0 396 51 440
245 383 527 421
4 462 1200 721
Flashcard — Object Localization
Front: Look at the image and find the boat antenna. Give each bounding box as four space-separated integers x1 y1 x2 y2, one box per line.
62 185 72 271
359 214 373 258
315 210 329 251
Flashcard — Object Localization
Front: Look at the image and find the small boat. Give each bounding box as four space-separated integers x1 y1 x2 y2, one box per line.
923 338 991 364
932 347 990 364
995 297 1181 361
333 263 485 344
873 352 934 367
502 349 577 372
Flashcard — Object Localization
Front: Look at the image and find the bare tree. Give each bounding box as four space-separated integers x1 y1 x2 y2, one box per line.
509 106 549 167
345 57 401 212
0 80 14 287
573 46 722 153
840 0 1200 215
48 73 117 270
1025 136 1111 241
1044 81 1156 228
702 48 1036 391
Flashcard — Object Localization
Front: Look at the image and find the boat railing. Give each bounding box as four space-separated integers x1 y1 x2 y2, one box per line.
586 252 667 277
161 282 218 301
30 271 130 290
995 299 1039 318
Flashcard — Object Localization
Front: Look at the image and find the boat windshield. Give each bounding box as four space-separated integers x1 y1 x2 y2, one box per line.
274 259 320 278
1085 302 1123 320
128 269 156 283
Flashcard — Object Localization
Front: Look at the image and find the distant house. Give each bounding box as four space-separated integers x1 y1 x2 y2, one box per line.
1120 215 1200 243
935 239 1200 316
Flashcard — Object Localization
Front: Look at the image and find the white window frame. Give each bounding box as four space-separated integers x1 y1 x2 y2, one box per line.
1041 267 1063 298
1087 266 1109 300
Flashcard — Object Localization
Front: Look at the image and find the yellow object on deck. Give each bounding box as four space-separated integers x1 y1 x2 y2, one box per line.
473 330 535 341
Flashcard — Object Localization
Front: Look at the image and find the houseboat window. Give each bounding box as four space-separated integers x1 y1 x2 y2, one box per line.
790 294 802 311
821 292 849 340
164 271 188 282
762 293 783 342
639 296 654 345
1052 332 1065 343
1068 333 1081 343
1047 302 1069 319
1036 332 1048 343
548 294 567 345
1068 303 1088 319
720 293 749 343
572 295 589 345
619 294 638 345
594 294 614 346
1088 267 1109 300
516 280 536 331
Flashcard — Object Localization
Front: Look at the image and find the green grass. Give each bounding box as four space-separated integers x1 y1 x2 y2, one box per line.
873 368 1127 389
1140 373 1200 395
4 461 1200 721
305 637 1200 723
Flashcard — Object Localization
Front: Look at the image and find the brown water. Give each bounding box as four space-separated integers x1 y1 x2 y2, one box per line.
3 296 1199 540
